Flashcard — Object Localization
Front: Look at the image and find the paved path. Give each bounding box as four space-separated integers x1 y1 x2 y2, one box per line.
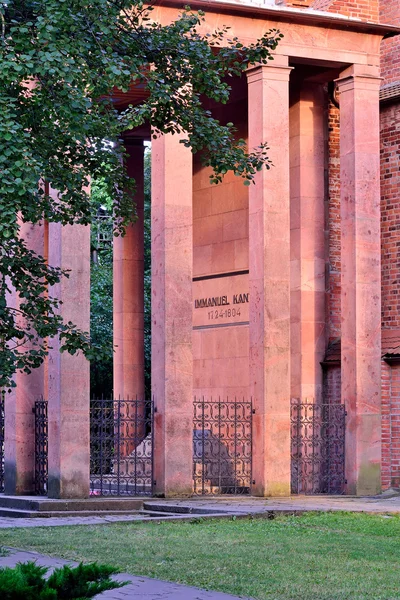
1 494 400 528
0 548 250 600
150 493 400 515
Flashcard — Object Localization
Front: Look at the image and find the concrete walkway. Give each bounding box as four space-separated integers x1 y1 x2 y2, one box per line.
0 548 250 600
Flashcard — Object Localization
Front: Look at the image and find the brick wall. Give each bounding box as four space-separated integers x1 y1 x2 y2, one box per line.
280 0 379 19
323 365 341 404
381 361 400 490
382 360 391 489
311 0 379 21
310 0 332 9
282 0 313 7
380 0 400 86
381 103 400 328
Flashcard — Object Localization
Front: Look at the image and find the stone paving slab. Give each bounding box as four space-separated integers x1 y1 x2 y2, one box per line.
146 493 400 515
0 549 250 600
0 511 246 528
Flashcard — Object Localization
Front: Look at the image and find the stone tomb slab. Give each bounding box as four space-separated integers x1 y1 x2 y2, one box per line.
193 272 249 330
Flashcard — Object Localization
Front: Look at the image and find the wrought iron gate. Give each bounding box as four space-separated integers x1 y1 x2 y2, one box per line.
90 397 153 496
0 394 4 493
34 398 48 495
291 398 346 494
193 397 252 495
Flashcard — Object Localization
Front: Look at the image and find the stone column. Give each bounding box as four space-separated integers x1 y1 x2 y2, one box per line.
247 57 292 497
151 132 193 497
113 141 145 401
290 83 326 401
47 216 90 498
4 222 46 495
336 65 382 495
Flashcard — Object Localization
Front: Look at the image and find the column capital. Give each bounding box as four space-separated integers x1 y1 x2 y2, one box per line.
246 55 293 84
335 64 382 92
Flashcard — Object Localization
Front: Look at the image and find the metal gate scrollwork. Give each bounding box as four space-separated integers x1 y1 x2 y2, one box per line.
90 397 153 496
193 396 252 495
34 398 48 495
291 398 346 494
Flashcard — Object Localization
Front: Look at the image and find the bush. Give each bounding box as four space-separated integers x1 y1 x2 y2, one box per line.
0 560 127 599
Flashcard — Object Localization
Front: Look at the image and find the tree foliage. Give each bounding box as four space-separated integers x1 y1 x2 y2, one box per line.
0 0 282 389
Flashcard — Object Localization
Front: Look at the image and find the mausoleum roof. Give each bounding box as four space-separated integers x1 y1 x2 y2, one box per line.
156 0 400 38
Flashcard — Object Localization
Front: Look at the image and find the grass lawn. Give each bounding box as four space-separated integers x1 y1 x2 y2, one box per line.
1 512 400 599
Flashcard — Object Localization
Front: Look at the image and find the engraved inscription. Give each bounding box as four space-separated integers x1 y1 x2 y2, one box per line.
193 273 249 328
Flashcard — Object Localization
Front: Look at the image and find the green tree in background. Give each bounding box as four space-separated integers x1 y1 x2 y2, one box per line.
0 0 282 389
90 180 113 398
90 149 151 398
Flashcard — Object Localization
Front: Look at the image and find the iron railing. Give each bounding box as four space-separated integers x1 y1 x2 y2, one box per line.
290 398 346 494
0 394 4 493
90 397 153 496
34 398 48 495
193 396 252 495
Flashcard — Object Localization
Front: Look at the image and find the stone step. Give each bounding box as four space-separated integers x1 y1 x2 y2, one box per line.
0 495 144 512
0 507 207 519
0 508 172 519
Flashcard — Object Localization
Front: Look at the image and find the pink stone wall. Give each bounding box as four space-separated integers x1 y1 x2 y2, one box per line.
151 133 194 497
192 98 250 402
289 82 326 402
47 220 91 499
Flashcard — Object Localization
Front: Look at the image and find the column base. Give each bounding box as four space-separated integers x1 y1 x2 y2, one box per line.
47 475 90 499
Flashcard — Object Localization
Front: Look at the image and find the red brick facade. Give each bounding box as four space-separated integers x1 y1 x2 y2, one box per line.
284 0 379 20
311 0 379 21
323 365 341 405
381 103 400 329
380 0 400 490
381 361 400 489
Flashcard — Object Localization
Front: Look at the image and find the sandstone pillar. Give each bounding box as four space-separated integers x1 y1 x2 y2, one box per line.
48 219 90 498
4 222 46 494
247 57 292 496
290 83 326 401
151 133 193 497
337 65 382 495
113 141 145 401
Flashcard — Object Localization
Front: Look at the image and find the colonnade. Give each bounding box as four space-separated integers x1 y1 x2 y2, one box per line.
3 58 382 498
